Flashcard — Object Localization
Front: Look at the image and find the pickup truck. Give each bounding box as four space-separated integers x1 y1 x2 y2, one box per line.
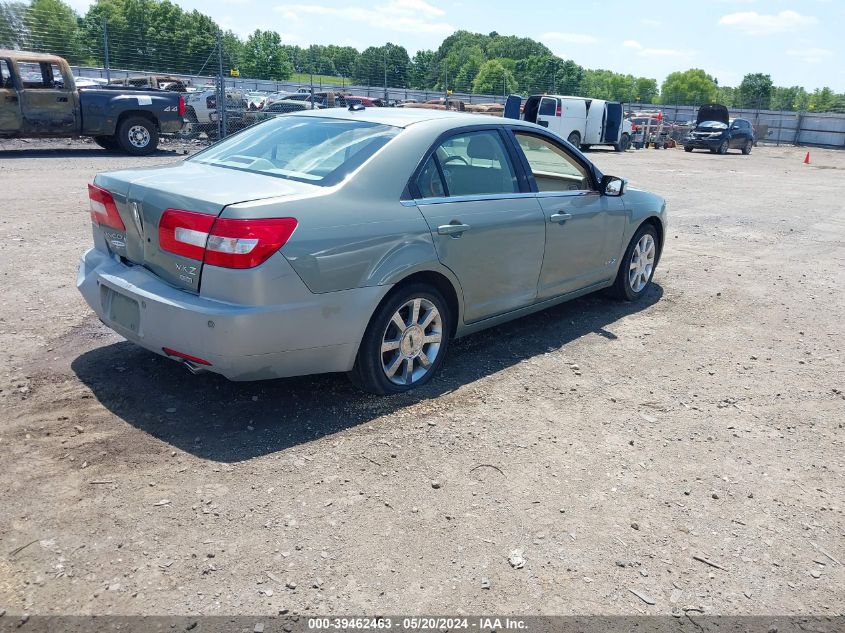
0 50 184 155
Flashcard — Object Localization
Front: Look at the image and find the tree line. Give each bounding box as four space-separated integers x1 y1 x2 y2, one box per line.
2 0 844 112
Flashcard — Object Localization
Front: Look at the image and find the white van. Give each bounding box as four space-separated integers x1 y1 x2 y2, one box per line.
504 95 632 152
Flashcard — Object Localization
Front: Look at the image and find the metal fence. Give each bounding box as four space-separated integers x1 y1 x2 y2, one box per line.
624 103 845 148
71 61 845 148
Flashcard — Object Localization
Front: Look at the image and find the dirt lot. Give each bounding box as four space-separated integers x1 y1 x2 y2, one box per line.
0 137 842 617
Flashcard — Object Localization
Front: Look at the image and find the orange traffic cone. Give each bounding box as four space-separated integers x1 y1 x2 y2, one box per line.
804 152 810 164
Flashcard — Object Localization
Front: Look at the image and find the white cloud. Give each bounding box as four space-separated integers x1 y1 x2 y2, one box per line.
640 18 661 27
623 40 643 49
718 10 818 35
786 47 833 63
275 0 453 34
539 32 600 45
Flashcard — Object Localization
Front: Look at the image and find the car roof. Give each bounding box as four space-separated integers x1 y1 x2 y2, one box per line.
0 49 66 64
289 106 523 129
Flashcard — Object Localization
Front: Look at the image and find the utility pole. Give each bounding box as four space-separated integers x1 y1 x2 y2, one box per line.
383 46 388 104
309 45 314 110
217 31 227 139
102 17 110 83
444 66 448 110
502 71 506 98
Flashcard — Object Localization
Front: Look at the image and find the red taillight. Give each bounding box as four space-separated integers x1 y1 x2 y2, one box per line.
160 209 215 260
178 94 185 117
158 209 297 269
555 105 561 117
88 184 125 231
162 347 212 366
205 217 298 269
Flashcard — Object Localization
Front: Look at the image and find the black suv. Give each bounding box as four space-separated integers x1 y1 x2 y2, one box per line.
685 104 755 155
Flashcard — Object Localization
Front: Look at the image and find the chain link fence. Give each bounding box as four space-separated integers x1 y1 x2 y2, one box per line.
3 3 845 147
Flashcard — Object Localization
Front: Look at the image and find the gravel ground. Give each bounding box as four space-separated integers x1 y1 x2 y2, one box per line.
0 137 843 617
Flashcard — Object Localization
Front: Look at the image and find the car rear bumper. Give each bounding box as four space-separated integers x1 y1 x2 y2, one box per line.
76 248 387 381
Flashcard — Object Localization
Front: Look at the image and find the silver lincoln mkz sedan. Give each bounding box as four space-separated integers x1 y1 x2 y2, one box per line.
78 107 667 394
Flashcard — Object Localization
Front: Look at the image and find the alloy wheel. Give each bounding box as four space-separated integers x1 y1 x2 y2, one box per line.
380 297 443 386
628 233 656 293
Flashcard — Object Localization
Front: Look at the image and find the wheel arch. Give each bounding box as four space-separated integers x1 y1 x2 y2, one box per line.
638 215 665 264
115 110 159 134
369 269 463 340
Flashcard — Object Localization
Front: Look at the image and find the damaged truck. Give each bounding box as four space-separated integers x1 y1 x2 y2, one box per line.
0 50 184 155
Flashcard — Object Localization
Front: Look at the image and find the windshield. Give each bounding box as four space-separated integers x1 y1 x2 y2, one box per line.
191 116 400 186
697 121 727 129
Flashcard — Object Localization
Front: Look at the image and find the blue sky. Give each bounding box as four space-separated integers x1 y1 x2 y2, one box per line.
68 0 843 90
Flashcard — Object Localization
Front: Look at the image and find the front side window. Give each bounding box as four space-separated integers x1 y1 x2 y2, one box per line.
513 132 592 192
192 116 400 186
1 61 13 89
430 130 518 197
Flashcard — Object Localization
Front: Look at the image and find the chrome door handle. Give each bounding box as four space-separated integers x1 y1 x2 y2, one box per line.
437 223 471 236
550 213 572 223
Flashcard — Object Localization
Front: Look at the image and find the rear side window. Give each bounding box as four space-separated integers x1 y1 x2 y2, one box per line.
191 116 400 186
17 62 61 89
432 131 518 197
415 156 446 198
539 98 557 116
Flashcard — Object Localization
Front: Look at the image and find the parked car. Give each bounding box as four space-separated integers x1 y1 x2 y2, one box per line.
247 99 312 123
77 108 666 393
684 104 755 154
110 75 192 92
508 95 633 151
0 50 184 155
183 87 245 127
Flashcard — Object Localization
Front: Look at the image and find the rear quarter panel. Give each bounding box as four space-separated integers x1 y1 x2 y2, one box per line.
80 90 182 135
220 118 465 298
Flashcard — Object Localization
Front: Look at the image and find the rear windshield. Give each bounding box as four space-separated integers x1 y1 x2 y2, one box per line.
191 116 400 186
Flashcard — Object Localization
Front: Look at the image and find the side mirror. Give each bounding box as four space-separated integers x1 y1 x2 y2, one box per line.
601 175 626 197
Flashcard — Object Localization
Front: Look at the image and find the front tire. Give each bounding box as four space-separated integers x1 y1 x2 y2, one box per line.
611 224 659 301
116 116 159 156
684 145 693 152
349 284 451 394
93 135 119 151
742 140 752 155
717 140 729 155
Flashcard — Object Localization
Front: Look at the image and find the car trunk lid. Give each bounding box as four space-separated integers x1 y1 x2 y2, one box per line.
94 161 316 292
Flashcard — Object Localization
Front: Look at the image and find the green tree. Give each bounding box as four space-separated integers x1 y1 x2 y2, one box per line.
808 87 836 112
352 43 409 88
472 59 516 95
0 2 28 50
409 49 435 89
770 86 807 111
660 68 718 105
240 29 292 80
25 0 88 63
738 73 773 109
634 77 658 104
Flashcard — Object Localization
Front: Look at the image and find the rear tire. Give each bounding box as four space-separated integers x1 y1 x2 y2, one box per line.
93 135 119 151
610 223 659 301
614 133 630 152
349 284 452 395
567 131 581 147
116 116 159 156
